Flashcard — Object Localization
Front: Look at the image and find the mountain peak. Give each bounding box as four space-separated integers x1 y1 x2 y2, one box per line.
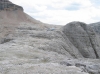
0 0 23 11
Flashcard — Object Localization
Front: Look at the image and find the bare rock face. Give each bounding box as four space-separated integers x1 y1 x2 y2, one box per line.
62 22 100 59
90 22 100 34
0 0 23 11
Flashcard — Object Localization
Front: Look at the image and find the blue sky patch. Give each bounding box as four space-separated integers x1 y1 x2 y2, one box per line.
90 0 100 6
65 3 81 11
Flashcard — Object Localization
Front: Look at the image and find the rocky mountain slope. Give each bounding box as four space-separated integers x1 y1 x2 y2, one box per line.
0 0 100 74
90 22 100 34
63 22 100 59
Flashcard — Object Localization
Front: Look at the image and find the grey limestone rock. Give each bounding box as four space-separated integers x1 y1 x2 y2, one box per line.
60 59 100 74
62 21 100 58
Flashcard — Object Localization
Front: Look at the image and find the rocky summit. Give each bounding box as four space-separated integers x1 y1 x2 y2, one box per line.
0 0 23 11
0 0 100 74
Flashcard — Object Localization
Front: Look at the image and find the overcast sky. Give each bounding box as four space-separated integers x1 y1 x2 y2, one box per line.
10 0 100 25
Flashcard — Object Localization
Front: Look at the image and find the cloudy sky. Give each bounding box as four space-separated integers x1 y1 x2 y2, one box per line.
10 0 100 25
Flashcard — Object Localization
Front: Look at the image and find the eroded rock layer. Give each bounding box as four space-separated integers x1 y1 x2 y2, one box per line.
0 0 23 11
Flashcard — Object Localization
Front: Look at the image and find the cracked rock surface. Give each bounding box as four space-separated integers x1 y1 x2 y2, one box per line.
0 22 100 74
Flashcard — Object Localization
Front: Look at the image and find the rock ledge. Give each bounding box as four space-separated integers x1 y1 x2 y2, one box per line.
0 0 23 11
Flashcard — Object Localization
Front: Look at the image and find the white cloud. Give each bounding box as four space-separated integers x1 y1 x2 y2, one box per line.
10 0 100 25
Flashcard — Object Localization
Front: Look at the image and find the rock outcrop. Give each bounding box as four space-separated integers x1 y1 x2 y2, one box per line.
62 22 100 59
0 0 23 11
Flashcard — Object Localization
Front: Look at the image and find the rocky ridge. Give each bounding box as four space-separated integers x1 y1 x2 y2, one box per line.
63 22 100 59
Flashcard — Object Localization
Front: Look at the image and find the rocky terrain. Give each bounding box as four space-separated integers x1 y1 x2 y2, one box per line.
0 0 100 74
